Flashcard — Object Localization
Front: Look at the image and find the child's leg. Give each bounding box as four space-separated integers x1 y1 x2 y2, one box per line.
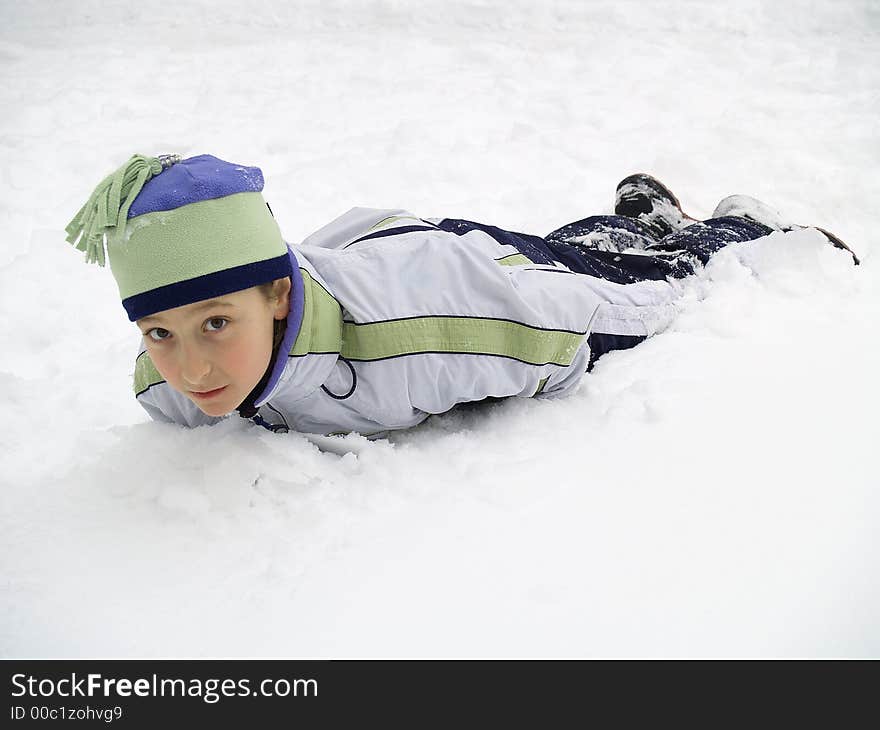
711 194 860 265
544 215 697 283
644 215 774 265
434 216 688 371
545 179 858 369
544 233 696 283
438 215 688 281
437 209 775 371
545 214 660 252
543 213 774 369
573 217 775 368
540 221 685 369
545 173 692 252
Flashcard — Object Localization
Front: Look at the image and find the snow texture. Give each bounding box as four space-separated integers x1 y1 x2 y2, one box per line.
1 0 878 657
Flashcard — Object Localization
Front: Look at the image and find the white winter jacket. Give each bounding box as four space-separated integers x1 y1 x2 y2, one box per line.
134 208 676 435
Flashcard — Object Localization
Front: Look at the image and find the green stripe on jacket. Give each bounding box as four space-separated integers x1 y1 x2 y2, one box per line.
133 350 164 395
495 253 532 266
342 317 584 366
291 269 585 366
289 270 344 356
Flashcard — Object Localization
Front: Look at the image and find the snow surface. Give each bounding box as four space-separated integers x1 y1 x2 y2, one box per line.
1 0 878 657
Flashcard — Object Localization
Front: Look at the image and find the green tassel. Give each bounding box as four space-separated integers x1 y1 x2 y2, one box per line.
65 154 168 266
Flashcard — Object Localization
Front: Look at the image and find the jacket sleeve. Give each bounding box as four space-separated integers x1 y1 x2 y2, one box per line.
133 348 222 428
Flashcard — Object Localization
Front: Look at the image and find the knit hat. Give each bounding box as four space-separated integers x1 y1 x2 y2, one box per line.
65 153 293 321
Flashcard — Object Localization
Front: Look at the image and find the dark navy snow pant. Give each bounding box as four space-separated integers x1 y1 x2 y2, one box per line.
436 213 773 368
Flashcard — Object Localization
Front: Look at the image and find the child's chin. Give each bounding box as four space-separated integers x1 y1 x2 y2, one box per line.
191 399 235 417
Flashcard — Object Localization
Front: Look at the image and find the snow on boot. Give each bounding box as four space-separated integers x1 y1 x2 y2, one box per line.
614 173 697 239
712 194 792 231
713 194 860 265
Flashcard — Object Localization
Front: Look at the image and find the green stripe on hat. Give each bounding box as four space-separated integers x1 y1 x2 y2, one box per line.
111 192 285 300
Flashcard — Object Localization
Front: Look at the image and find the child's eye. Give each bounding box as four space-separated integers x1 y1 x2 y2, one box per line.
205 317 228 332
147 327 171 342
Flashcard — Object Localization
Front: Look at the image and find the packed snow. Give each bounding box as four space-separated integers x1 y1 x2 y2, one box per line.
1 0 878 657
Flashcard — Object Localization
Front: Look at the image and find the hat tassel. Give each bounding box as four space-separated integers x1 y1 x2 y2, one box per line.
64 153 175 266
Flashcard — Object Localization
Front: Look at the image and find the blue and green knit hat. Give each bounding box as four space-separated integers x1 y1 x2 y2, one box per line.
65 153 293 321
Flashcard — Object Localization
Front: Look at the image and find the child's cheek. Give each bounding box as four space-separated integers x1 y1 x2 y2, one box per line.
223 330 273 387
147 346 181 390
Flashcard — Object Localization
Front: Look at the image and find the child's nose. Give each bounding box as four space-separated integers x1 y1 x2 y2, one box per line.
180 344 212 385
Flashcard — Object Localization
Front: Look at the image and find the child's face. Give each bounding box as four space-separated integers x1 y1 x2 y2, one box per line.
137 283 290 417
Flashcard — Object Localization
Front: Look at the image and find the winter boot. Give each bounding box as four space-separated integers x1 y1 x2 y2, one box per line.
614 173 697 239
713 194 859 265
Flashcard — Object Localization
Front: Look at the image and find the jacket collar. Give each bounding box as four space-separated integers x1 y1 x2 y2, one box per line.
254 248 342 406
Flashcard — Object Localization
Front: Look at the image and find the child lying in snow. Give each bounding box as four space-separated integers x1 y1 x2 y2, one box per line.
65 154 858 436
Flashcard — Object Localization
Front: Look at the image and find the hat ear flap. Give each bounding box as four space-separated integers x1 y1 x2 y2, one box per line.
65 154 171 266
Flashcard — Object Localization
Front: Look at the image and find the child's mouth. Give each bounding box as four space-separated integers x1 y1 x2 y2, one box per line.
189 386 227 400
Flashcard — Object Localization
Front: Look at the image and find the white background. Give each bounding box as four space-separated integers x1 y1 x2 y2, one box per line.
1 0 877 656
